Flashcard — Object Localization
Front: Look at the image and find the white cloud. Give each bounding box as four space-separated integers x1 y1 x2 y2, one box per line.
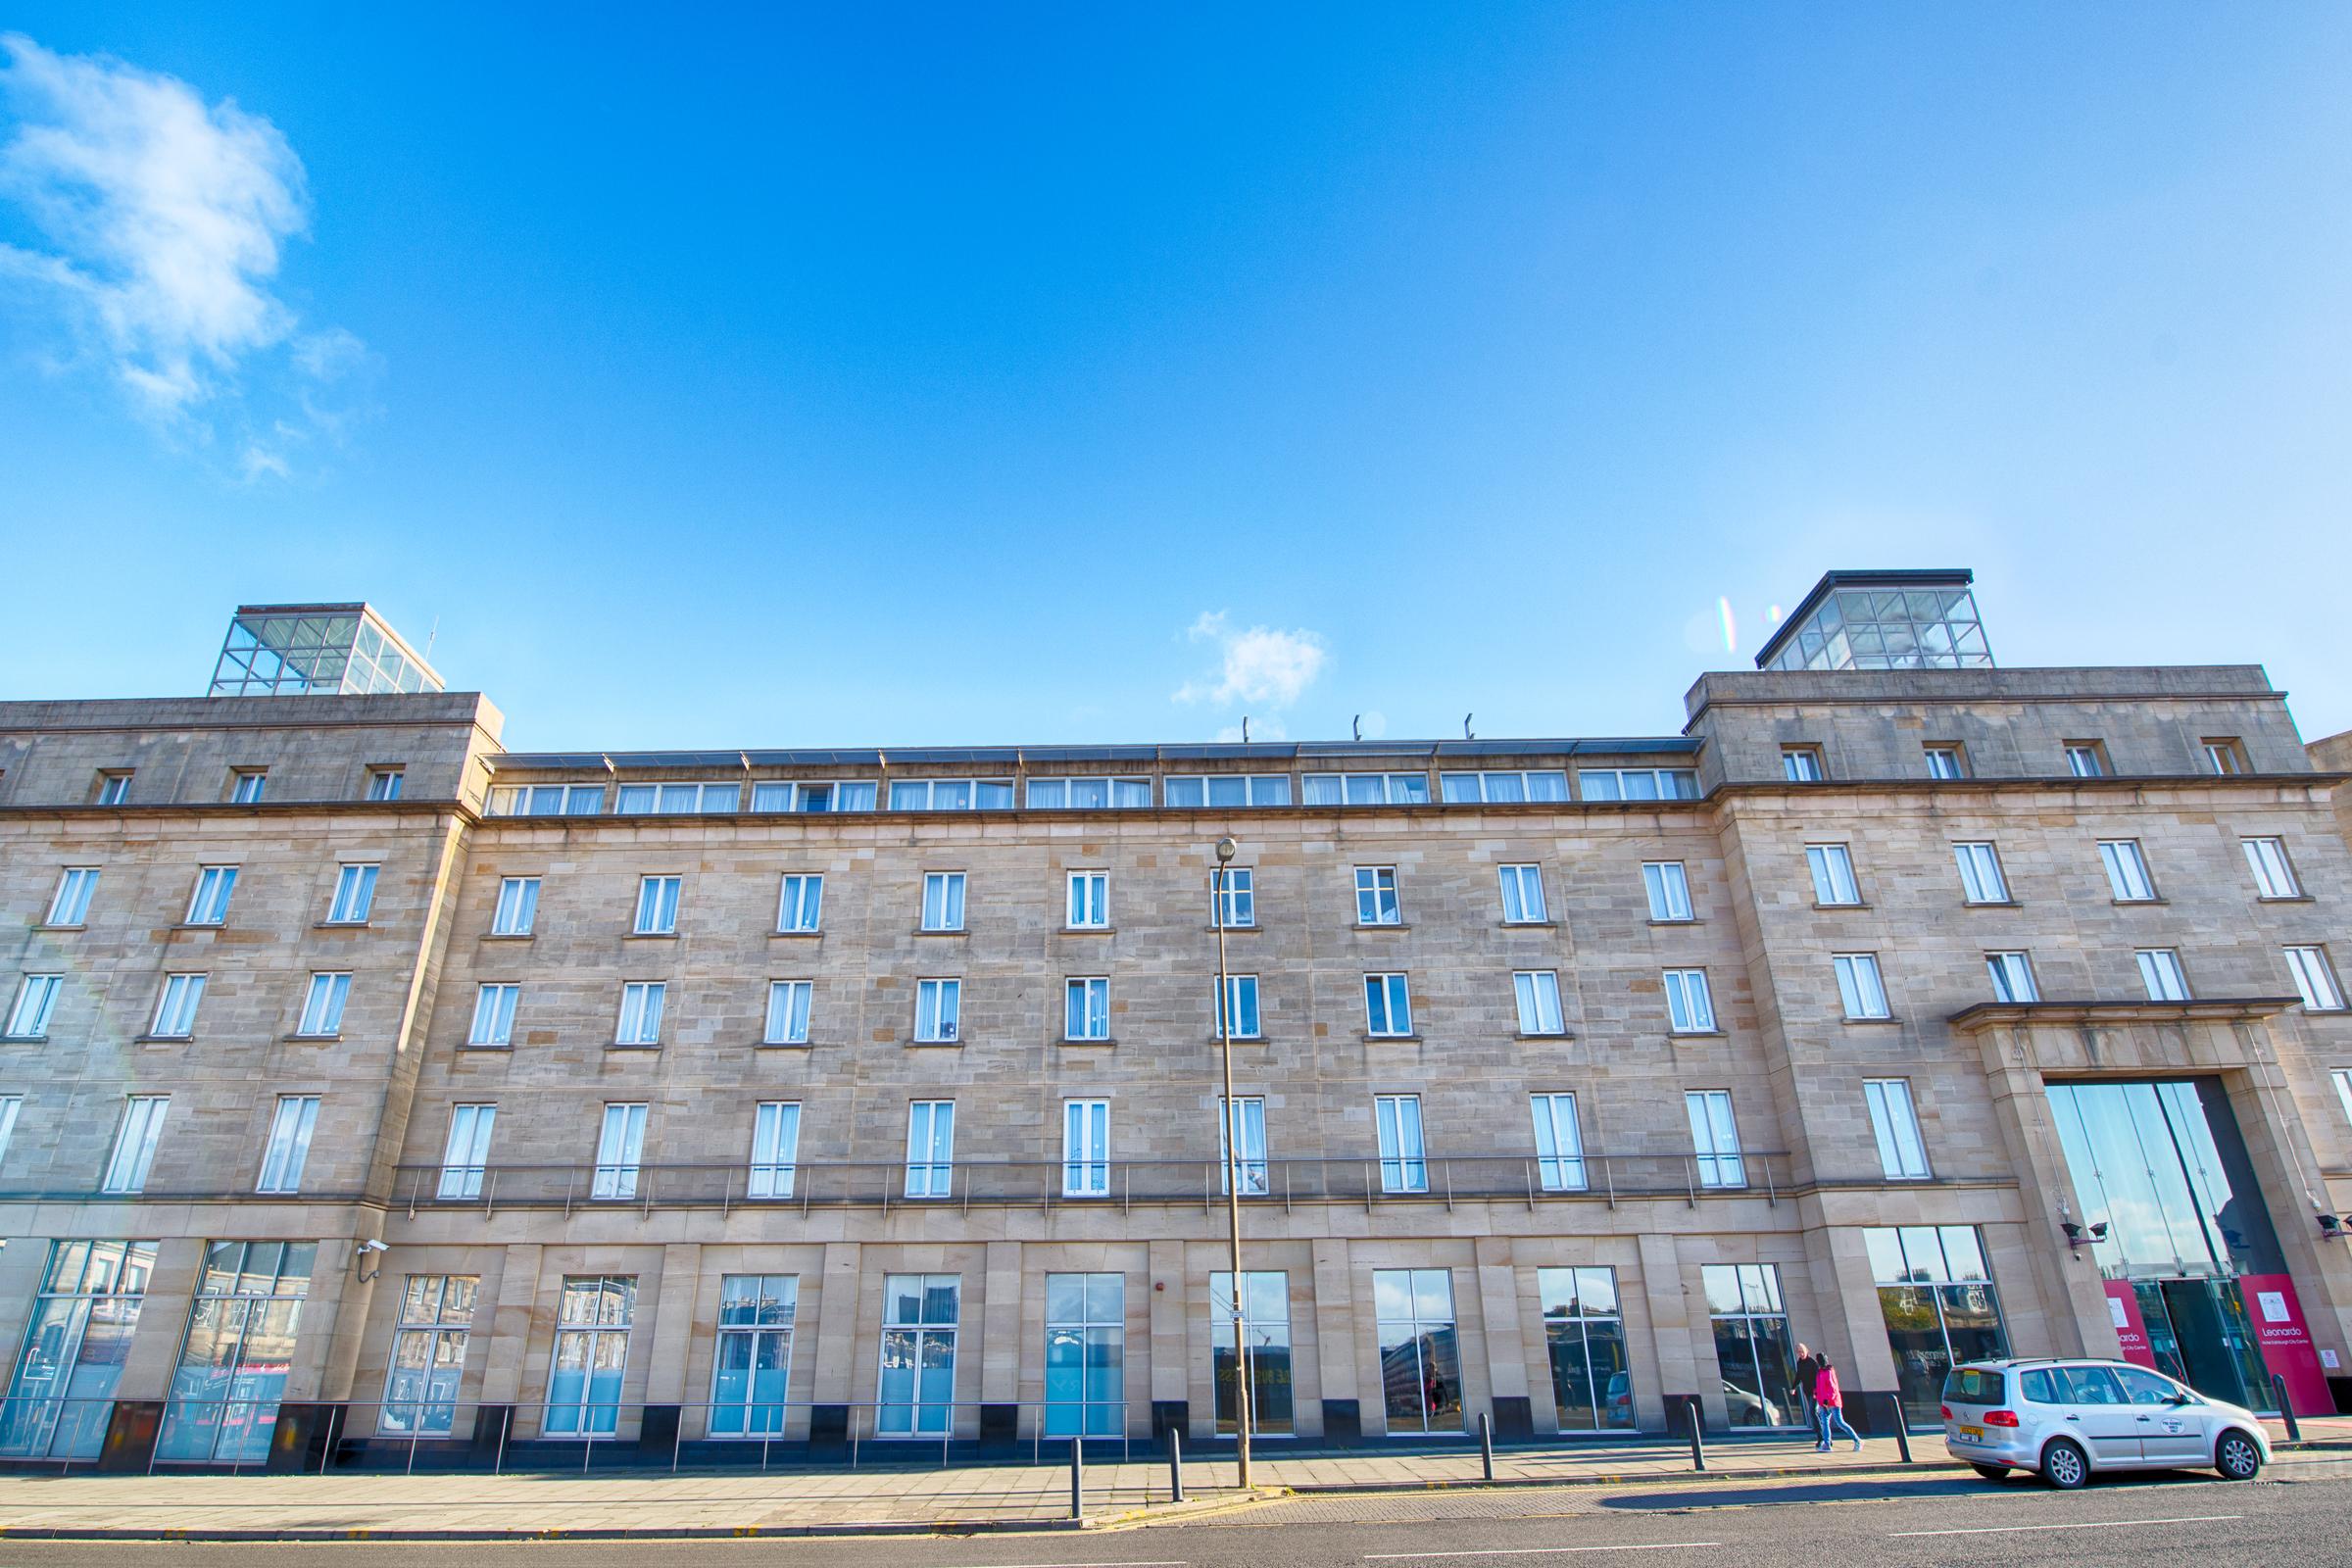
1174 611 1330 708
0 33 368 473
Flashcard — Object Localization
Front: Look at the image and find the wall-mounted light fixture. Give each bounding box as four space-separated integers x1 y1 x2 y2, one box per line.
2060 1220 2108 1251
2318 1213 2352 1242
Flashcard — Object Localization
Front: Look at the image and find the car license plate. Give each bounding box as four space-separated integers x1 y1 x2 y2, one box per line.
1957 1424 1985 1442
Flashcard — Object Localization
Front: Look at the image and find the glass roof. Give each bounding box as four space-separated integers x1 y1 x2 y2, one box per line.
209 606 444 697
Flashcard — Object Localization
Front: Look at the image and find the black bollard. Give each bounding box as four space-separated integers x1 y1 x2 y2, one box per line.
1480 1411 1494 1481
2273 1374 2303 1443
1687 1396 1707 1472
1169 1426 1186 1502
1071 1436 1085 1519
1888 1395 1913 1463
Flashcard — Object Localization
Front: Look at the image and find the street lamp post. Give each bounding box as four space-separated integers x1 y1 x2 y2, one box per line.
1212 835 1251 1488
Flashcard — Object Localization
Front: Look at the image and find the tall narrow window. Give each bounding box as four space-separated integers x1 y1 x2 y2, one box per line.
1686 1090 1743 1188
45 867 98 926
1863 1080 1930 1179
1834 954 1890 1020
327 863 379 923
1985 952 2038 1003
615 982 665 1046
2099 840 2157 902
1373 1268 1460 1432
102 1097 169 1193
2335 1069 2352 1130
1700 1265 1797 1428
777 874 823 933
1530 1092 1586 1192
905 1101 955 1197
763 981 812 1045
1044 1273 1124 1437
2285 947 2345 1012
1211 1272 1293 1435
1497 864 1546 923
1218 1096 1267 1195
1061 1100 1109 1197
5 974 61 1038
185 865 237 925
229 770 267 804
1375 1094 1427 1193
2136 949 2191 1002
1952 843 2009 904
1355 866 1401 925
1066 872 1108 929
366 769 406 801
1514 971 1565 1035
380 1275 473 1436
4 1241 156 1459
2065 742 2108 777
296 972 351 1036
1364 973 1413 1037
1781 747 1825 782
150 973 205 1037
0 1095 18 1166
633 875 680 935
1064 977 1110 1041
1642 861 1692 921
154 1243 316 1462
256 1096 319 1193
1541 1266 1632 1430
1663 968 1716 1034
439 1104 495 1199
710 1275 796 1435
749 1102 801 1198
546 1276 635 1436
592 1103 648 1199
468 983 518 1047
920 872 966 931
1805 844 1860 906
2243 837 2301 899
1216 975 1261 1039
491 876 539 936
915 978 961 1042
876 1275 960 1435
1213 867 1255 927
1923 745 1967 779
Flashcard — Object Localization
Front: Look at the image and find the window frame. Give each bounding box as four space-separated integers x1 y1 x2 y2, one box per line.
327 862 380 925
1063 976 1111 1042
904 1100 956 1198
2285 946 2346 1012
2135 948 2192 1003
1212 866 1255 928
1663 968 1717 1034
1497 863 1548 924
2064 742 2109 778
750 780 878 812
591 1103 648 1200
488 783 605 816
491 876 540 936
366 768 406 802
1686 1090 1744 1189
614 981 666 1047
1642 860 1693 922
94 771 132 807
1805 843 1862 906
1363 972 1414 1038
1066 871 1109 929
379 1273 475 1436
296 971 352 1037
1530 1092 1586 1192
2202 738 2248 776
1302 772 1431 807
1024 776 1152 809
1781 746 1826 783
185 865 238 926
1165 774 1293 808
1374 1093 1428 1193
763 980 813 1045
102 1096 169 1193
1923 744 1968 779
914 977 962 1043
1216 974 1262 1040
1513 970 1566 1036
1863 1079 1931 1180
256 1095 320 1193
229 769 268 804
2098 839 2158 903
45 867 99 927
1061 1099 1110 1197
150 973 206 1038
1218 1096 1268 1196
2243 837 2301 900
1952 842 2010 905
920 871 967 932
1985 951 2038 1004
5 973 62 1039
468 982 518 1047
1354 865 1402 925
438 1104 495 1199
1440 770 1569 804
1577 767 1700 802
777 873 824 933
613 781 740 815
749 1102 801 1199
1833 953 1891 1020
887 778 1014 811
632 875 681 936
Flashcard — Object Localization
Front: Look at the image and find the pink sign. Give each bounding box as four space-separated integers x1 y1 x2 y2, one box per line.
2102 1281 2158 1370
2236 1274 2332 1417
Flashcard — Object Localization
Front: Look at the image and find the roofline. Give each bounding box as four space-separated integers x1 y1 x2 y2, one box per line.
1753 567 1976 669
486 736 1702 773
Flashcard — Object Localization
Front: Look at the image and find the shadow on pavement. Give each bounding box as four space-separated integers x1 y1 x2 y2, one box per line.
1600 1468 2232 1511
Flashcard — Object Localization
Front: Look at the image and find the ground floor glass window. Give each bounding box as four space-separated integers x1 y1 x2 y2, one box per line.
1375 1268 1462 1434
710 1274 797 1437
546 1275 635 1437
1210 1271 1293 1435
1861 1226 2009 1425
0 1241 155 1459
1699 1264 1799 1428
1045 1273 1123 1438
380 1275 476 1436
1539 1267 1632 1431
878 1274 958 1436
158 1242 316 1463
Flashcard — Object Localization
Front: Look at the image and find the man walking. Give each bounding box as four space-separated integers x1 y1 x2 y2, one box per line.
1793 1343 1821 1431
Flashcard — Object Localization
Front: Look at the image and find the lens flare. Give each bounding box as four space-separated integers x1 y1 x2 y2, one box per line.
1718 597 1738 655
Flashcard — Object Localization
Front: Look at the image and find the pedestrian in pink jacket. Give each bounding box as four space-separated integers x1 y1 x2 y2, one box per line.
1813 1357 1861 1452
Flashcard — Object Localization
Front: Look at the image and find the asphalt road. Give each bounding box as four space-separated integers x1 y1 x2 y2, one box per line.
3 1470 2339 1566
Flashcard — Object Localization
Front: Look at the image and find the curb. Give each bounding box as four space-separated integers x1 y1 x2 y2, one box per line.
1281 1458 1969 1494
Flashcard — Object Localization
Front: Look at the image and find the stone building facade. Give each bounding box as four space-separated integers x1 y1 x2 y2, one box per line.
3 647 2350 1468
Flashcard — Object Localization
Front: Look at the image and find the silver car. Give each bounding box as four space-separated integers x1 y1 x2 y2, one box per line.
1941 1358 2270 1489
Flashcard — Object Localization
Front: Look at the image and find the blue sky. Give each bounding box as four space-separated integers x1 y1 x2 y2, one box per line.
3 5 2350 751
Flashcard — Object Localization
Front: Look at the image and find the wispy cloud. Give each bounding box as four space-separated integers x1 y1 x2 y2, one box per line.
1174 611 1330 709
0 33 371 475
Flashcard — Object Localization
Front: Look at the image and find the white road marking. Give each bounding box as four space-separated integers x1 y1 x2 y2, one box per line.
1887 1514 2240 1538
938 1561 1189 1567
1364 1546 1722 1560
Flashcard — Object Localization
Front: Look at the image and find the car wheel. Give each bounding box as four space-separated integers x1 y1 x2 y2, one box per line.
1970 1463 2008 1481
2216 1431 2263 1481
2039 1438 2089 1490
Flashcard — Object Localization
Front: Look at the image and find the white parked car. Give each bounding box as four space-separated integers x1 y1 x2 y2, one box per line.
1941 1358 2269 1489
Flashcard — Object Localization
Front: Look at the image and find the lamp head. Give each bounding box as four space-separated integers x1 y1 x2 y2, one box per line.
1215 836 1238 863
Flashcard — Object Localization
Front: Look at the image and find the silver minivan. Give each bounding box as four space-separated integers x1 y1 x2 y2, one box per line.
1941 1358 2270 1488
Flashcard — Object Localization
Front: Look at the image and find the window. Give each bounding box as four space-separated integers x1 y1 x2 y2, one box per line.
1578 767 1700 802
1216 974 1261 1039
1213 866 1255 927
1530 1093 1586 1192
1642 861 1692 922
468 983 517 1047
1303 772 1430 806
1781 747 1825 782
877 1275 959 1435
0 1095 16 1165
710 1275 796 1435
614 781 738 814
487 783 604 815
1514 971 1565 1036
1862 1225 2008 1424
102 1097 168 1192
45 867 98 926
1952 843 2009 904
1355 865 1401 925
763 980 812 1045
1166 774 1292 808
1364 973 1413 1037
185 865 237 925
1923 745 1968 779
229 770 267 804
256 1096 319 1193
1045 1273 1124 1437
547 1276 635 1436
491 876 539 935
2243 837 2301 899
615 982 665 1046
1805 844 1860 906
1375 1094 1427 1192
1219 1096 1267 1195
1064 977 1110 1041
592 1104 648 1199
2099 839 2157 901
633 875 680 935
1211 1271 1292 1435
1686 1090 1743 1187
438 1104 495 1199
150 973 206 1038
5 974 61 1038
1062 1100 1109 1197
94 771 131 806
1700 1265 1797 1428
2203 738 2247 775
1664 968 1716 1034
155 1242 316 1463
366 769 405 801
2335 1070 2352 1130
380 1275 474 1436
889 778 1013 810
915 978 961 1042
2285 947 2345 1011
1985 952 2038 1004
296 972 351 1036
2136 949 2191 1002
1066 871 1108 929
1497 863 1547 923
2064 742 2108 778
920 871 966 931
1374 1268 1460 1432
749 1102 801 1198
327 863 380 923
1864 1080 1930 1179
1834 954 1891 1019
905 1101 955 1197
763 873 821 934
1441 770 1569 803
0 1240 157 1459
1540 1267 1631 1430
751 780 877 812
1025 776 1152 808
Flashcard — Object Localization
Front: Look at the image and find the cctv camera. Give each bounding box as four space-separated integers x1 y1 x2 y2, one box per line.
357 1239 389 1254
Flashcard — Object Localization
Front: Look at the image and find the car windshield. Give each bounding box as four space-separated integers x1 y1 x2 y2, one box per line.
1941 1366 2004 1405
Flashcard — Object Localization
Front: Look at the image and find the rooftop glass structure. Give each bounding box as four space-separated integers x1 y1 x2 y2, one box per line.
208 605 443 697
1756 569 1992 673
